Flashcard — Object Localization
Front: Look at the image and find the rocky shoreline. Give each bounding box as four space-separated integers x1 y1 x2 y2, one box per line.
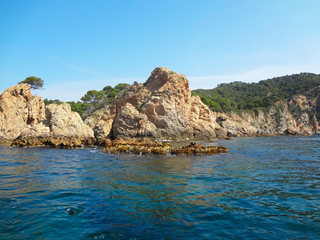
1 67 319 154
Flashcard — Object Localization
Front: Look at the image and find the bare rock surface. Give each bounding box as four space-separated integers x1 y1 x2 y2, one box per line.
2 67 319 148
87 67 319 140
87 67 220 140
0 83 94 147
13 103 95 147
0 84 45 141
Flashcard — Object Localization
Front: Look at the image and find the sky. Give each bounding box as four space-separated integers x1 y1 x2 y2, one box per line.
0 0 319 101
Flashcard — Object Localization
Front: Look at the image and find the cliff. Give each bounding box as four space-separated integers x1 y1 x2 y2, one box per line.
85 67 220 140
86 67 320 140
0 83 94 147
0 84 45 142
1 68 319 147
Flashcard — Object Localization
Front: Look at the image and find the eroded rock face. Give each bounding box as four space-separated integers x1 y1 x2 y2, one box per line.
0 83 94 147
214 100 319 137
0 84 45 141
45 103 94 139
13 103 95 147
86 67 319 140
87 67 220 140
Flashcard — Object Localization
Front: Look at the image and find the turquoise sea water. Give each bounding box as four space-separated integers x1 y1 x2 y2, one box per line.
0 136 319 239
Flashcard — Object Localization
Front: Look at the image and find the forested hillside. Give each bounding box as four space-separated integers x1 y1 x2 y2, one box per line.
192 73 320 113
44 83 130 119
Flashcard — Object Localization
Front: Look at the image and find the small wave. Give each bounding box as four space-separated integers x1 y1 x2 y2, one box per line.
47 192 89 200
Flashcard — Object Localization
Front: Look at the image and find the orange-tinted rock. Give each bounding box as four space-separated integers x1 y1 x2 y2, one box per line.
102 138 228 156
88 67 220 140
12 103 95 148
0 84 45 141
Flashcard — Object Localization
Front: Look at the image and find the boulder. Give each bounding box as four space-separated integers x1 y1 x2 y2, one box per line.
13 103 95 148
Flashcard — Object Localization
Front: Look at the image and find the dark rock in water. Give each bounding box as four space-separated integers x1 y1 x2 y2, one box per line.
12 135 96 149
65 206 85 216
103 138 172 155
171 142 228 155
102 138 228 155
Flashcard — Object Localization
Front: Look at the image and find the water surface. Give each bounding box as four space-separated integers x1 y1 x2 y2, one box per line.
0 136 319 239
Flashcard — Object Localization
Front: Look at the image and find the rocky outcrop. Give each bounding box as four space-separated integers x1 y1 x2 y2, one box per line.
0 84 45 141
13 103 95 147
101 138 228 155
0 84 94 147
86 67 320 140
214 100 319 137
2 67 319 148
86 67 220 140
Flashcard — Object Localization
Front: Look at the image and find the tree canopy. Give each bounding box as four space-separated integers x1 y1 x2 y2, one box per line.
192 73 320 113
19 76 44 89
44 82 130 119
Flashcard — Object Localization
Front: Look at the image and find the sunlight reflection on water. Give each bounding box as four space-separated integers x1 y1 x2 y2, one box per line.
0 136 319 239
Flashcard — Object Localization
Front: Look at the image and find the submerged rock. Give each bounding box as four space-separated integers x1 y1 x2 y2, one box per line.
102 138 228 155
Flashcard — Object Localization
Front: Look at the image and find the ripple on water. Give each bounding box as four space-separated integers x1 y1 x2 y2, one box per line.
65 206 85 216
0 136 319 239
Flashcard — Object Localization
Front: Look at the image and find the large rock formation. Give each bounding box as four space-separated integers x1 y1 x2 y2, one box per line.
2 68 318 147
85 67 220 140
0 84 45 142
14 103 95 147
211 98 319 137
86 67 320 140
0 83 94 147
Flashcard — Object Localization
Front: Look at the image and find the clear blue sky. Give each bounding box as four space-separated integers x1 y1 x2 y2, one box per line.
1 0 319 101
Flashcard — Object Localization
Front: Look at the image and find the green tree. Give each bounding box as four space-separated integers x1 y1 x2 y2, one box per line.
81 90 105 103
19 76 44 89
44 99 63 105
81 90 106 109
114 83 130 91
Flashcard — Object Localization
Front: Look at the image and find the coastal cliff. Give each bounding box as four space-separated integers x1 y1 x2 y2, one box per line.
0 83 94 147
86 67 320 139
0 83 45 143
85 67 220 140
1 67 319 148
215 102 319 137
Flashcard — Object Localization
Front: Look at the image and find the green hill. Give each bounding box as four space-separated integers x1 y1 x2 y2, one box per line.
192 73 320 113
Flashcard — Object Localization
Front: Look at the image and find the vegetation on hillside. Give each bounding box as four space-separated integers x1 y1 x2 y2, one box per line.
192 73 320 113
44 83 130 119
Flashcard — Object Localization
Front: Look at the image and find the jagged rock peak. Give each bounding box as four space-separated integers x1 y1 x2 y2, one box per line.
0 83 32 101
86 67 219 140
0 83 45 141
144 67 189 91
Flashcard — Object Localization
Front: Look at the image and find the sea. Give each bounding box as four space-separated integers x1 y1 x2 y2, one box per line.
0 136 319 239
